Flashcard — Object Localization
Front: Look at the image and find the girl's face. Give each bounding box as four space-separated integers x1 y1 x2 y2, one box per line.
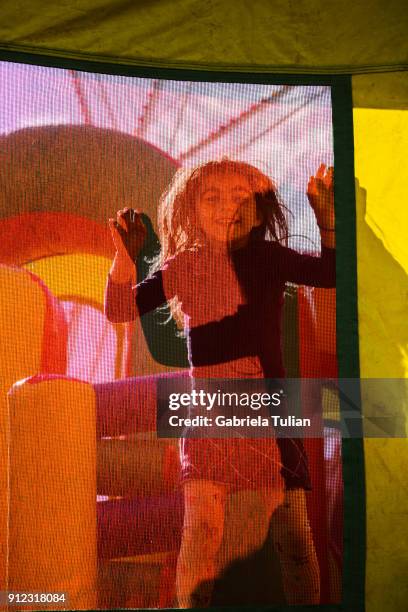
195 172 261 247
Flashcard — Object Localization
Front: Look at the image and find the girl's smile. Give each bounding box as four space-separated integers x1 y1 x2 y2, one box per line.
196 172 262 247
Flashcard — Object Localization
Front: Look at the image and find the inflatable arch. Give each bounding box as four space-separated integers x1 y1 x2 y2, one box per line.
0 125 177 264
0 125 182 376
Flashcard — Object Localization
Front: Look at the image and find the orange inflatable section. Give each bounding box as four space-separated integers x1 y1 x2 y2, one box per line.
0 213 113 266
7 377 97 610
0 266 67 596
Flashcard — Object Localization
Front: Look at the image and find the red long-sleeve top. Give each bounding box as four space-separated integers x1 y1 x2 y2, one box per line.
105 240 336 380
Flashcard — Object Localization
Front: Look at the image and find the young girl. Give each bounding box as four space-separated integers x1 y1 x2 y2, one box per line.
105 160 335 607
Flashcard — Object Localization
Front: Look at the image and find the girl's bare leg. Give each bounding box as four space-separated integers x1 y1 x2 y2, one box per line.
176 480 227 608
270 488 320 605
218 487 284 569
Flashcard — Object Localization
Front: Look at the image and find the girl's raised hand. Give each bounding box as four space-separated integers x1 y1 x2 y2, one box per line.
307 164 335 230
108 207 147 262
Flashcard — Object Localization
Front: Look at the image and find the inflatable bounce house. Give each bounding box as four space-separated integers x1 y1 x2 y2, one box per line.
0 2 406 611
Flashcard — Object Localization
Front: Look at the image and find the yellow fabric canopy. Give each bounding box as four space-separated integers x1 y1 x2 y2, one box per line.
0 0 407 74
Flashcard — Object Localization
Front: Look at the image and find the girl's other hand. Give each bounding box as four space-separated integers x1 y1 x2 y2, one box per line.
307 164 335 230
108 207 147 262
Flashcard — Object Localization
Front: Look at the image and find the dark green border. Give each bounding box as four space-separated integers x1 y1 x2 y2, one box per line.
0 51 365 612
1 48 344 86
331 77 366 612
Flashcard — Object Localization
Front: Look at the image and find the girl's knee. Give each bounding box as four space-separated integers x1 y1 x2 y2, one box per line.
182 518 224 552
183 480 226 517
181 480 227 553
270 489 316 555
262 487 285 519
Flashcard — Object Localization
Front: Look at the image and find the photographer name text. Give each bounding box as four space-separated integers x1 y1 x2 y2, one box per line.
168 415 311 428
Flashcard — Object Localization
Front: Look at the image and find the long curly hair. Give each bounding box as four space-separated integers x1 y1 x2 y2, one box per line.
152 159 289 327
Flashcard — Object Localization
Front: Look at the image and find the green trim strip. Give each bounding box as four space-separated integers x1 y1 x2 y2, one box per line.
331 76 366 612
0 54 366 611
0 49 344 85
0 45 407 75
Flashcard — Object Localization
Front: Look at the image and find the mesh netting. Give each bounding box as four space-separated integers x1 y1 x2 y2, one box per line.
1 62 341 608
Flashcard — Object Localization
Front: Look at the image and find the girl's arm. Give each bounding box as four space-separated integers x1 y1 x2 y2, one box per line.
104 208 169 322
273 164 336 287
274 243 336 288
307 164 335 249
104 258 170 323
104 251 137 323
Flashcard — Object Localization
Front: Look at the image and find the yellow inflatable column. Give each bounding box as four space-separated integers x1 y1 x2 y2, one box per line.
7 377 97 610
0 265 66 600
